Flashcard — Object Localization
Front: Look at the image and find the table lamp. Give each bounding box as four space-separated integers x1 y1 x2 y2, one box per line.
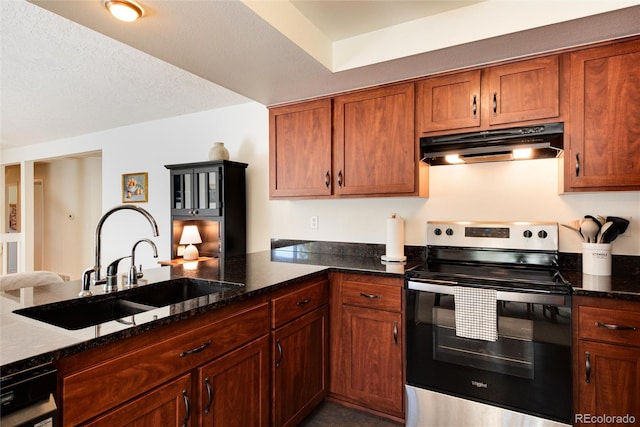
179 225 202 260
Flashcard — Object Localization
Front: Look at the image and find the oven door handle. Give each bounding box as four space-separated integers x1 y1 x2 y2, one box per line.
407 280 567 305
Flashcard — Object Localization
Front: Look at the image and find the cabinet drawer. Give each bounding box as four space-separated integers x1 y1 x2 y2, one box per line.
271 278 328 328
62 302 269 426
579 306 640 346
342 281 401 312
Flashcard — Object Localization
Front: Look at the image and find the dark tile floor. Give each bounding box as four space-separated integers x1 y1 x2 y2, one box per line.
300 401 403 427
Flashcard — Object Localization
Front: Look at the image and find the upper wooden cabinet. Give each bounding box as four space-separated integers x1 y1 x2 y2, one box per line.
333 83 416 196
270 83 422 199
269 99 332 198
565 39 640 191
416 70 481 132
416 56 560 134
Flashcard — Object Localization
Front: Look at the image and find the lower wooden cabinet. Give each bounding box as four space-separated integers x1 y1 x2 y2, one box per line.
198 336 270 427
270 277 330 427
330 273 404 421
82 373 192 427
272 306 329 427
573 296 640 425
56 299 270 426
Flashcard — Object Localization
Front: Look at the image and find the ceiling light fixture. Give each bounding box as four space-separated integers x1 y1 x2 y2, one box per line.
105 0 144 22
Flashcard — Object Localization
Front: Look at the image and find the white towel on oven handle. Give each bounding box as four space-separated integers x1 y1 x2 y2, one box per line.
453 286 498 342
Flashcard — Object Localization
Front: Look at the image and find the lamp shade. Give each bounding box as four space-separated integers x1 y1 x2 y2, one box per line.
179 225 202 245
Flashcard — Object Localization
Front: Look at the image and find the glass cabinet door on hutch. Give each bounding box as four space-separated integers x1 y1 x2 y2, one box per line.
170 166 221 217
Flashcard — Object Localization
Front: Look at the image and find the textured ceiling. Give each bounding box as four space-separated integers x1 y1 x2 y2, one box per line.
1 0 639 151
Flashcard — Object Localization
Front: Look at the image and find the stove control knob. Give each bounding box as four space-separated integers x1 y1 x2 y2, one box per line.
434 228 442 236
538 230 548 239
523 230 533 238
446 228 454 236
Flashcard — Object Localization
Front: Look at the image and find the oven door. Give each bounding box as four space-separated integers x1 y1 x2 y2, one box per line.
406 280 572 424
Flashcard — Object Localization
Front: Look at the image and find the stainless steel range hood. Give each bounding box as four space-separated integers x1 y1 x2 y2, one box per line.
420 122 563 165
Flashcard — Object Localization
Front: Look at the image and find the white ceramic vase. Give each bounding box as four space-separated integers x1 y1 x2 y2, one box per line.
208 142 229 161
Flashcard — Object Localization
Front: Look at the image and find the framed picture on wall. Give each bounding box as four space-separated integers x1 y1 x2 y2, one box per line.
122 172 148 203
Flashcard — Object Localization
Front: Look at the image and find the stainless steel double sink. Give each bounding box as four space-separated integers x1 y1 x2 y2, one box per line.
13 278 243 330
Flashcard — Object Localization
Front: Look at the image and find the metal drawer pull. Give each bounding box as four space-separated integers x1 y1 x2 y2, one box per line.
585 352 591 383
204 377 213 414
182 389 191 427
276 339 283 368
393 321 398 345
595 321 638 331
360 292 381 299
296 298 311 306
180 339 212 357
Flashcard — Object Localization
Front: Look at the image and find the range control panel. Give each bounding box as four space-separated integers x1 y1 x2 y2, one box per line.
426 221 558 251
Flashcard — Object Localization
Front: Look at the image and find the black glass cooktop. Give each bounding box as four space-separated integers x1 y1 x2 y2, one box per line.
406 261 572 294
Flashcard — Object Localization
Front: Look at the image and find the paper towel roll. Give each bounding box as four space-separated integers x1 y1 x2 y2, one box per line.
382 214 407 262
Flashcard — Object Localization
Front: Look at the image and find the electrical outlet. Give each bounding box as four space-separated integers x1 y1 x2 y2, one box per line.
310 215 319 229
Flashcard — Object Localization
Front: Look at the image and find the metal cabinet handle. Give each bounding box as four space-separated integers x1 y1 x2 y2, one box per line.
325 171 330 189
182 389 191 427
204 377 213 414
575 153 580 177
595 321 638 331
493 92 498 116
472 95 477 119
360 292 381 299
275 339 283 368
179 340 211 357
338 170 343 188
296 298 311 306
189 209 199 216
393 321 398 345
585 351 591 383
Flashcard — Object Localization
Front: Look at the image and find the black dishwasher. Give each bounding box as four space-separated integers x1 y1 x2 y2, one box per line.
1 365 57 427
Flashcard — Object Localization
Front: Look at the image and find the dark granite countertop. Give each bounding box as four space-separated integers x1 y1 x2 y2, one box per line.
559 253 640 301
1 248 418 376
2 242 637 377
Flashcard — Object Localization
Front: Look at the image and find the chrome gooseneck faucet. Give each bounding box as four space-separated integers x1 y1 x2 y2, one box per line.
128 238 158 287
79 205 159 296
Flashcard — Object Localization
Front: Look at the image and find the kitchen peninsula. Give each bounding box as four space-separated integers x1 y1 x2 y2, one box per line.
1 244 418 426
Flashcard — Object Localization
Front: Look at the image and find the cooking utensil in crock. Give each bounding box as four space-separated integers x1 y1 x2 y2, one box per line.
561 223 584 241
597 221 613 243
580 218 600 243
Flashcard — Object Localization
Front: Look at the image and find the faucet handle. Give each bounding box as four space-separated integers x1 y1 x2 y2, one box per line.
79 267 96 297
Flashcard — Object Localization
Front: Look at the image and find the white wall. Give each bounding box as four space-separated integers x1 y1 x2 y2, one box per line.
2 101 639 281
35 157 101 279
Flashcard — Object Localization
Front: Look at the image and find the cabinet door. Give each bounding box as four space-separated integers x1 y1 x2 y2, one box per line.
272 305 329 427
575 340 640 424
566 40 640 191
340 305 404 417
170 167 195 216
269 99 332 198
333 83 415 196
82 373 192 427
198 336 269 427
486 56 559 125
192 166 222 216
416 70 481 133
